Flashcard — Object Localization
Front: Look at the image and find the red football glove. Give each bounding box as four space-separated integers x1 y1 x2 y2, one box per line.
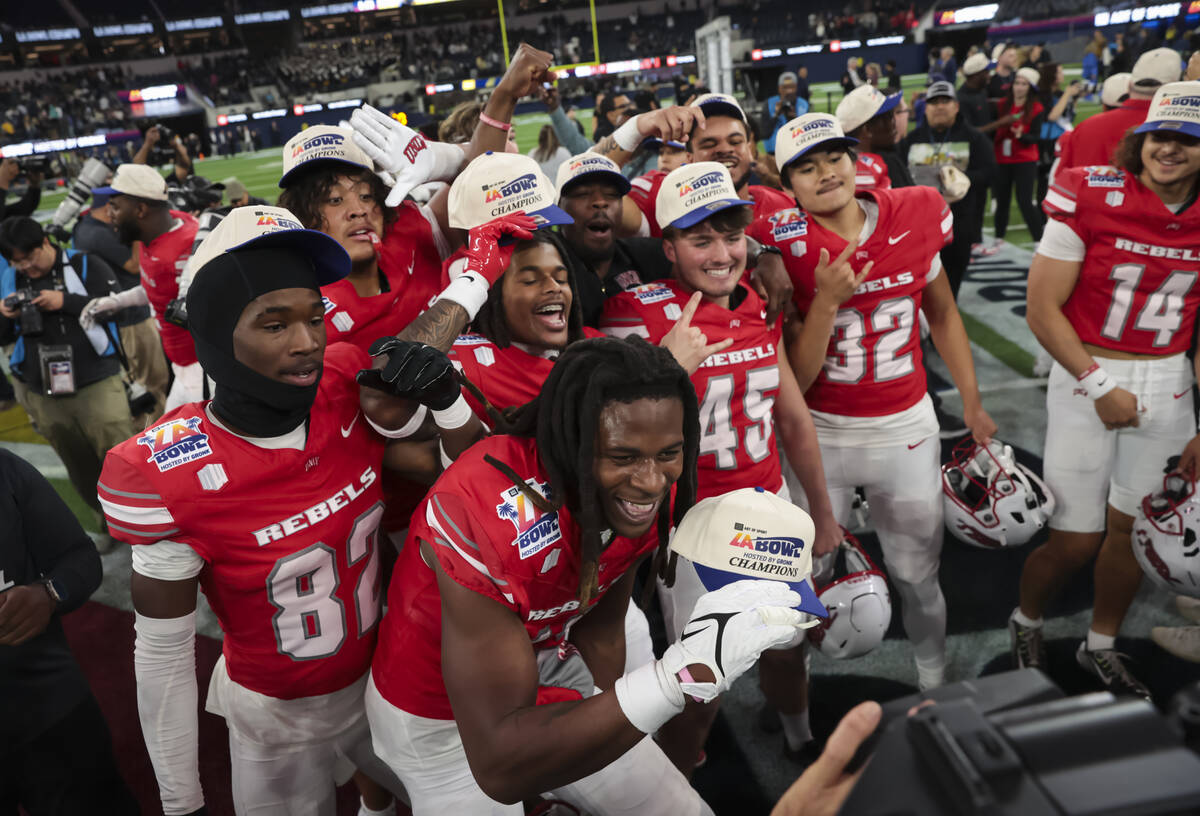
463 213 537 285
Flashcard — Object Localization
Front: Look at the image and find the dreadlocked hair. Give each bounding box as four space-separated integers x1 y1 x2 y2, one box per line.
485 336 700 607
471 230 587 350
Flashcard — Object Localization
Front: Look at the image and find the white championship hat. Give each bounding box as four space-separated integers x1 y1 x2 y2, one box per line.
1132 47 1184 90
1135 81 1200 140
653 161 752 231
186 205 350 285
92 163 169 202
774 113 858 173
448 151 572 231
670 487 828 618
1016 67 1041 90
961 53 992 77
279 125 374 188
835 84 903 134
1101 73 1133 107
555 152 631 197
690 92 747 123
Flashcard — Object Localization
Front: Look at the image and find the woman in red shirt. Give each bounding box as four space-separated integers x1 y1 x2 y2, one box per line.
992 67 1047 247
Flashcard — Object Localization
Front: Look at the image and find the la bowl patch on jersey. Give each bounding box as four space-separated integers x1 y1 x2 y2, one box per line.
496 478 562 559
768 208 808 241
137 416 212 472
1084 167 1126 188
633 283 674 305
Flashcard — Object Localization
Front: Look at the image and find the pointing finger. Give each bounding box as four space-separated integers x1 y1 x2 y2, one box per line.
817 248 831 270
703 337 735 356
833 239 859 268
853 260 875 286
676 290 703 329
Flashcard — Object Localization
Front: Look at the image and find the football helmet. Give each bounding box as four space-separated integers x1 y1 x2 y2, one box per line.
942 437 1055 549
1133 471 1200 597
806 533 891 659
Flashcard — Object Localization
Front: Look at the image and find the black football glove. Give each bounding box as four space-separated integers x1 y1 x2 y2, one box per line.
356 338 461 410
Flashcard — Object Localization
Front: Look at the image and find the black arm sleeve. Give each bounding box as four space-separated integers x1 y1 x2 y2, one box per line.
1020 112 1045 145
6 450 101 614
2 185 42 218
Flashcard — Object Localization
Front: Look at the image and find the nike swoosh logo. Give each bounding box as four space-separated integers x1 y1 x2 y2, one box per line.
680 611 737 676
1175 390 1192 400
341 412 360 438
405 253 415 277
908 440 925 449
888 231 911 245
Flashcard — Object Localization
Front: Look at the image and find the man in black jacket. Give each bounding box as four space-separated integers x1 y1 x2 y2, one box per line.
899 82 996 297
0 448 138 813
0 217 133 540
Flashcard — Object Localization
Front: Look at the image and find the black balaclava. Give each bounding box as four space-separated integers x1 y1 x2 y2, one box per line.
186 246 323 437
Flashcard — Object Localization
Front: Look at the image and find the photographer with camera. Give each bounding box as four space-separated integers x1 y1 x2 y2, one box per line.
0 217 133 547
0 158 43 220
132 123 192 183
74 190 168 424
762 71 809 154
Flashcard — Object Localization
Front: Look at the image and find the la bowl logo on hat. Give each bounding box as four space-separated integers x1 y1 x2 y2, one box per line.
137 416 212 472
485 173 539 203
496 478 562 559
570 157 609 173
256 213 304 230
293 132 345 158
677 170 725 197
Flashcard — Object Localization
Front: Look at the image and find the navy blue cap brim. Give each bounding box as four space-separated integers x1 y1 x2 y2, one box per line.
228 229 352 286
279 157 372 189
527 204 575 230
693 562 829 618
668 198 754 230
697 100 747 123
1134 120 1200 139
876 92 903 117
561 169 632 196
781 136 859 170
91 185 119 197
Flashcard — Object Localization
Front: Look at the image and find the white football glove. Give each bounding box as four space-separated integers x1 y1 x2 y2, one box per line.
80 286 148 330
613 579 807 733
349 104 440 207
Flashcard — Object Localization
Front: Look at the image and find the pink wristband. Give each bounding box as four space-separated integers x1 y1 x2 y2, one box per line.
677 667 705 703
478 112 512 132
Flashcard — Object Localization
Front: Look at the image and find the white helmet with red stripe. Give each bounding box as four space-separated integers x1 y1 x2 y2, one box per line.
942 438 1055 549
805 532 891 659
1133 470 1200 597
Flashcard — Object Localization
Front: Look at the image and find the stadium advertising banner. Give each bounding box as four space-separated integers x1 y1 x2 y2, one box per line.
935 3 1000 25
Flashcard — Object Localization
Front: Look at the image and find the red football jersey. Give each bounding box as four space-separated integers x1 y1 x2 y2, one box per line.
629 170 792 240
600 279 784 499
767 187 952 417
449 329 605 422
994 99 1043 164
321 203 445 354
854 152 892 192
141 210 198 366
371 435 660 719
98 343 387 699
1044 166 1200 355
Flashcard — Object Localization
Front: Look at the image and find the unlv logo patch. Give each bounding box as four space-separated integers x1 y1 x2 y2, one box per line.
137 416 212 472
403 134 427 163
496 479 562 559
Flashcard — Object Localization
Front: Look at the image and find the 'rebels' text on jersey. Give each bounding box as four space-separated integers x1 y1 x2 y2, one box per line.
371 435 660 719
600 279 784 499
766 187 951 417
1044 166 1200 356
98 343 387 700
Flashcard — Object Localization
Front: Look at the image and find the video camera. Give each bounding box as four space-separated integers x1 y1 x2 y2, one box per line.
18 156 51 177
3 288 43 336
839 669 1200 815
165 175 223 216
47 158 110 242
1071 79 1098 96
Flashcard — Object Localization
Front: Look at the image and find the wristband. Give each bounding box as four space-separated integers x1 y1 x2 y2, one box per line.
613 660 685 734
432 394 472 429
478 112 512 132
1076 363 1117 401
435 270 490 321
612 115 645 152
